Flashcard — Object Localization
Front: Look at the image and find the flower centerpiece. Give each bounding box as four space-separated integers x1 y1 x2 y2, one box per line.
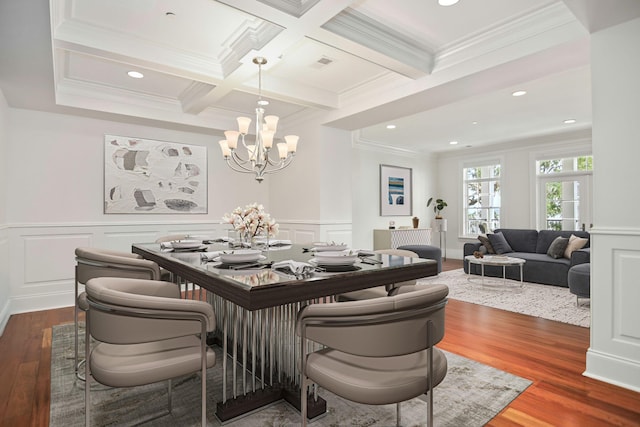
222 203 279 247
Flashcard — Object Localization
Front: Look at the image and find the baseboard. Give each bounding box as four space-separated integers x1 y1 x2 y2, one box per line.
0 299 10 336
8 291 75 318
585 348 640 393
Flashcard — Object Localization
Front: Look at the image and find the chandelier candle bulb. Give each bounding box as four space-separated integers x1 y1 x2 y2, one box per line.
218 140 231 157
264 115 279 132
224 130 239 149
237 117 251 135
285 135 298 153
261 130 274 148
277 143 288 159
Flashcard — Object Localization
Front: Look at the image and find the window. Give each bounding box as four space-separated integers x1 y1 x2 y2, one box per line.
536 155 593 231
463 161 501 236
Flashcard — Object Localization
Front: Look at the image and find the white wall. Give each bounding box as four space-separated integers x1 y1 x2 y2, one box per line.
351 138 436 249
586 17 640 392
433 130 592 259
267 117 354 246
3 108 331 325
7 109 266 224
0 90 9 334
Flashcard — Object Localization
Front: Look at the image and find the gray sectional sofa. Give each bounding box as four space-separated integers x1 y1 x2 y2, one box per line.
463 228 590 287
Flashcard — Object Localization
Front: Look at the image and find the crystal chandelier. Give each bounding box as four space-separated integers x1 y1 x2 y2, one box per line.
218 57 299 183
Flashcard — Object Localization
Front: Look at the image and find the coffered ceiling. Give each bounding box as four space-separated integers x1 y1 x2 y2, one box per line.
1 0 639 153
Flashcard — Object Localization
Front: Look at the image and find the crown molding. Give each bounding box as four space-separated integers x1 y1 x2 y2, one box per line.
321 7 434 76
353 131 431 158
435 2 582 72
179 82 217 114
53 19 226 82
219 19 284 77
256 0 322 18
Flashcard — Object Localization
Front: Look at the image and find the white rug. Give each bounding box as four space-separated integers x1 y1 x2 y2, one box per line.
418 269 590 328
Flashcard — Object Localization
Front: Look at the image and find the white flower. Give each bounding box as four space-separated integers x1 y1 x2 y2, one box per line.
222 203 279 238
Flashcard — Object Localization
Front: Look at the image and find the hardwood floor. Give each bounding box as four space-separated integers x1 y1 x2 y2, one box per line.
0 259 638 426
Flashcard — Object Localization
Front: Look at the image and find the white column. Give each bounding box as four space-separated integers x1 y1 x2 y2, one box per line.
586 17 640 392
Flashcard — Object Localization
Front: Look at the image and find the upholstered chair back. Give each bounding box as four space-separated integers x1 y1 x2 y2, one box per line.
86 277 215 345
298 284 448 357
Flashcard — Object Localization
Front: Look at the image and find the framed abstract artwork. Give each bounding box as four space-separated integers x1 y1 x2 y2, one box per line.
380 164 412 216
104 135 207 214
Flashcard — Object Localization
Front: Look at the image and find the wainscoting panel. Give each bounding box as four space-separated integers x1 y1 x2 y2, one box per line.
23 234 92 284
614 248 640 341
3 220 353 329
325 229 352 246
294 230 316 244
586 229 640 392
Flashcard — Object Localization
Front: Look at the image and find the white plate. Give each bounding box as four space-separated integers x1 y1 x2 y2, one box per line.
171 239 203 249
310 257 357 267
217 250 263 264
312 244 348 252
213 255 267 265
313 251 358 264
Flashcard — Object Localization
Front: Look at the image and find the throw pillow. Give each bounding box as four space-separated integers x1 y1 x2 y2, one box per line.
564 234 588 258
547 236 569 259
477 235 495 254
487 232 513 254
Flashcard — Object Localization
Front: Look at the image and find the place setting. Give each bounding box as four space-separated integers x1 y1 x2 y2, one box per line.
308 249 362 272
159 239 208 252
204 249 271 270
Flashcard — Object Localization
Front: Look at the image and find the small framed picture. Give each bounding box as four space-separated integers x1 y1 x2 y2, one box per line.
380 164 412 216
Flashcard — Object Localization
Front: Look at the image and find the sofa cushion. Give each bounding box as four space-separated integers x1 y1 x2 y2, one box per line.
564 234 588 259
536 230 590 254
488 232 513 254
477 235 495 254
547 236 569 259
494 229 538 253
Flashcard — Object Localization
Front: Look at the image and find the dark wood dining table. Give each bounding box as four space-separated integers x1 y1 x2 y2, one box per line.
132 242 438 421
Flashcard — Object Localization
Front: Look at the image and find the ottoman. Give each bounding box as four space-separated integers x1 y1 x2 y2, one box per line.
568 263 590 305
397 244 442 273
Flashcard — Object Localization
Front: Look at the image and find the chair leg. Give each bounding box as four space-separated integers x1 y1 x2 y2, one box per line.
74 273 80 379
396 402 401 427
167 379 173 414
75 301 88 381
201 338 207 427
300 374 309 427
74 296 79 376
84 314 91 426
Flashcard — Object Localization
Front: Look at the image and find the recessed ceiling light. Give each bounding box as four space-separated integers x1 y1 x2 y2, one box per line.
564 119 576 124
512 90 527 97
472 121 478 125
438 0 459 6
449 141 458 145
386 124 396 129
127 71 144 79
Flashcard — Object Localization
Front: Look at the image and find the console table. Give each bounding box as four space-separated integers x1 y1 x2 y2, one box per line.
373 228 432 250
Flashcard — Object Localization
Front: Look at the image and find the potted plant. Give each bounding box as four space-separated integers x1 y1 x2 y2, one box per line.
427 197 447 219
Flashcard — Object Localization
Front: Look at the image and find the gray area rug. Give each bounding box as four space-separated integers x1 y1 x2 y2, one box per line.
420 269 590 328
50 324 531 426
